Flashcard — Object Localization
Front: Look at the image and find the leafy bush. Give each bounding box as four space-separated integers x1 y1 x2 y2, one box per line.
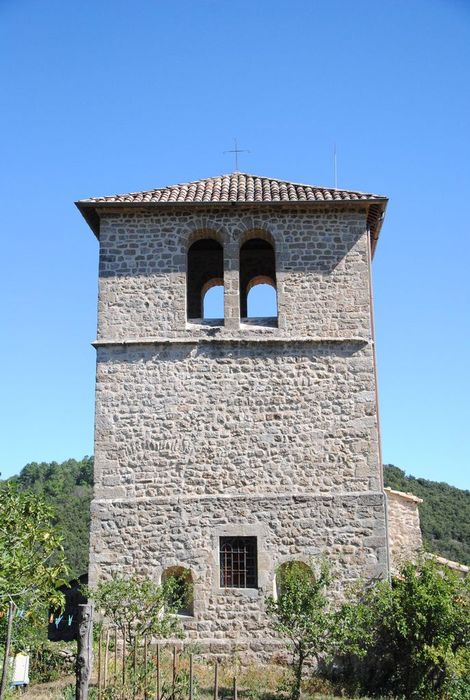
333 558 470 699
6 457 94 577
29 641 76 683
0 484 68 700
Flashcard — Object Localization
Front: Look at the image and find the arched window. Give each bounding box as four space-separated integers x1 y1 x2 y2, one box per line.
201 279 224 319
187 238 224 321
161 566 194 617
274 561 313 599
240 237 277 320
246 277 277 318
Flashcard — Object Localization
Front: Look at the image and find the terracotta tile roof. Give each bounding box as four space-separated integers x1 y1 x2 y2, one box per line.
78 172 385 205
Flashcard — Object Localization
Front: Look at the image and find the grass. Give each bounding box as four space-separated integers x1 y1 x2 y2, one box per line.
15 645 381 699
17 662 380 700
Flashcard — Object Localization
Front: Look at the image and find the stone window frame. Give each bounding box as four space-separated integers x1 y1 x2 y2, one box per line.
184 223 285 332
210 524 270 597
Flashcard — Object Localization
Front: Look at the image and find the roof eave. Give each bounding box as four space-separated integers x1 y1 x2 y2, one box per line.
75 197 388 248
75 201 101 237
367 199 388 257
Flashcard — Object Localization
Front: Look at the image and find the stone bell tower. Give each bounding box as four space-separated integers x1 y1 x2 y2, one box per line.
77 172 389 658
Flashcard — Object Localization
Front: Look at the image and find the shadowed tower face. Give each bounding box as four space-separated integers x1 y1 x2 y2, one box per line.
77 172 389 660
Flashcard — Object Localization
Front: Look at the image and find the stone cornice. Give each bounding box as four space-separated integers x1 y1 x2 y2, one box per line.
91 489 384 506
93 335 371 348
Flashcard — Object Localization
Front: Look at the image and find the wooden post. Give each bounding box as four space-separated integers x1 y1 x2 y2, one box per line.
143 637 148 700
121 634 126 700
133 635 137 700
189 654 193 700
156 644 161 700
213 661 218 700
104 629 110 690
172 646 177 697
75 602 93 700
114 628 118 684
0 601 15 700
232 676 238 700
97 627 102 700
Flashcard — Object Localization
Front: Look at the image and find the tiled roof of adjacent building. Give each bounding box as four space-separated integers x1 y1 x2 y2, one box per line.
76 172 387 250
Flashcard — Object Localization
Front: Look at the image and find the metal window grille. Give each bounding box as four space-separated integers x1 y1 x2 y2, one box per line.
219 537 258 588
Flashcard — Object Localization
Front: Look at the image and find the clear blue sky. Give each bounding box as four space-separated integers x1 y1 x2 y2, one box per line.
1 0 469 488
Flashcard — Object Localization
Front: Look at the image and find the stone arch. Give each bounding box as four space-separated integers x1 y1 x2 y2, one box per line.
186 226 225 249
239 231 277 319
239 227 276 249
187 233 224 320
273 560 313 600
161 565 194 617
246 274 276 294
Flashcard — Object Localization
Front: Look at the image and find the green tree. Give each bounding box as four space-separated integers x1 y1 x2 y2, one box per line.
85 575 184 647
266 560 332 700
0 484 68 699
334 558 470 699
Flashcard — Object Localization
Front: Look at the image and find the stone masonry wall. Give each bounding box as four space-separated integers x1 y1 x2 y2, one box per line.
90 204 388 656
94 341 381 501
385 488 423 572
90 492 387 658
96 206 372 339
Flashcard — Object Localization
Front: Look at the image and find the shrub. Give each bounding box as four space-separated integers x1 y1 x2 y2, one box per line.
332 559 470 699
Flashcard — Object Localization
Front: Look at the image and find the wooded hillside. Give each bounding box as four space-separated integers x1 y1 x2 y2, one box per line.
2 458 468 574
4 457 93 578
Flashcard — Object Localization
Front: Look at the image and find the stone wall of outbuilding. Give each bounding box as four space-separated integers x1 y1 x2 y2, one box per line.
385 488 423 572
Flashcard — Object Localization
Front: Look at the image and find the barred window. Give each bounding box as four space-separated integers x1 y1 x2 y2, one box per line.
219 537 258 588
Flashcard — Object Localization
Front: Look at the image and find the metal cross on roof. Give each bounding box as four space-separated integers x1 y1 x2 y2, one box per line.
224 138 250 172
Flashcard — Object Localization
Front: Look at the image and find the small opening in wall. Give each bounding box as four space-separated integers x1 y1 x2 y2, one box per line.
162 566 194 617
202 280 224 319
274 561 313 600
246 279 277 318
